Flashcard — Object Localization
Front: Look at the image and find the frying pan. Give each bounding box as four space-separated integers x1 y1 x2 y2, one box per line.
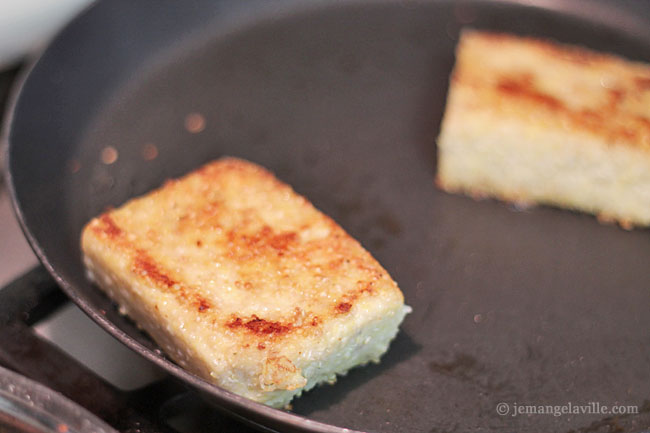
4 0 650 432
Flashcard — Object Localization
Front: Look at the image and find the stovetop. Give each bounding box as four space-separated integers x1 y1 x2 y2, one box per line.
0 267 263 433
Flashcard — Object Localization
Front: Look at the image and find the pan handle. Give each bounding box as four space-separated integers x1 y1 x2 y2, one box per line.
0 266 182 433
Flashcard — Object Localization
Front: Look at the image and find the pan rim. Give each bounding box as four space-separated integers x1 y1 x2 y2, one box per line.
4 0 650 431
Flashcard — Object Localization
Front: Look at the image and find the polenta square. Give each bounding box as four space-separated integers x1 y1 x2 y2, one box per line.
437 31 650 229
81 157 410 408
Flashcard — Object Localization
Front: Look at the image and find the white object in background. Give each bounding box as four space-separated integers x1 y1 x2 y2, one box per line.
0 0 93 69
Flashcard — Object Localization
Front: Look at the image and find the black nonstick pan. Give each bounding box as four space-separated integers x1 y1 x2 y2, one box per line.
5 0 650 432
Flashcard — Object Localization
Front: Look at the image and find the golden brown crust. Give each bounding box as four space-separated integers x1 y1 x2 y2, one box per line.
83 157 403 347
454 30 650 150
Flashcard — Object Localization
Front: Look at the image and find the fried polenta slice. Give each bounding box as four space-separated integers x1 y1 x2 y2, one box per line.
437 31 650 228
81 157 410 408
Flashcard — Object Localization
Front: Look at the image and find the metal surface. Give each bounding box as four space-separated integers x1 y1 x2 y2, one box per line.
4 0 650 432
0 364 115 433
0 271 116 433
0 66 22 187
0 267 258 433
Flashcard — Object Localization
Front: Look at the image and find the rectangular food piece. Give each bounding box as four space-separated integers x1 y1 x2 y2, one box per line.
436 30 650 228
81 157 410 408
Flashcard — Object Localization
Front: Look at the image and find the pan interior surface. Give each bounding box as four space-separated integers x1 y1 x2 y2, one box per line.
7 0 650 432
